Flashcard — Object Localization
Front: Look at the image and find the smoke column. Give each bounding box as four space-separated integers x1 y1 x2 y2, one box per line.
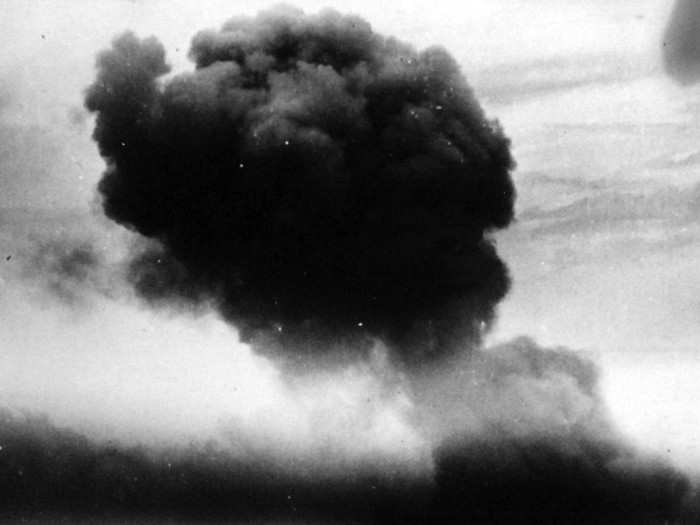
84 6 515 362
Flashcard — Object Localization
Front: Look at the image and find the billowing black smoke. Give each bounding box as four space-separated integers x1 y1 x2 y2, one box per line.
66 7 699 523
84 6 515 361
663 0 700 84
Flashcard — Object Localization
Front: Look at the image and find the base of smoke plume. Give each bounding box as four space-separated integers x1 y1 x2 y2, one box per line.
128 242 502 367
0 409 692 524
12 216 496 369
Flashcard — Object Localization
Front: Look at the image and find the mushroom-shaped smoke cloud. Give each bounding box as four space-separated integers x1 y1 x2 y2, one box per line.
84 6 515 363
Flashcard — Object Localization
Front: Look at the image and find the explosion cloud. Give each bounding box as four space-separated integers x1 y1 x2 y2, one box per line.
84 6 515 361
1 4 690 524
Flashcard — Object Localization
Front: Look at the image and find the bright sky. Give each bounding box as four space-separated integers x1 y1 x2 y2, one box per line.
1 0 699 473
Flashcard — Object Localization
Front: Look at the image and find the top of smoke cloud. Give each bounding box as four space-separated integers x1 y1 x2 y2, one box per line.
664 0 700 84
85 6 515 363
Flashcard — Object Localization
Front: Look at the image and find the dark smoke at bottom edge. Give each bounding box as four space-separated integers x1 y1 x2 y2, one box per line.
0 388 694 523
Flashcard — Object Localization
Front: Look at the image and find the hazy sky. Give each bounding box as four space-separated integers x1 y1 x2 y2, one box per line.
1 0 699 480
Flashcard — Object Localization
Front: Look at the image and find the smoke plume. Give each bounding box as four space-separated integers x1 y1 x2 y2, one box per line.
84 6 515 362
663 0 700 84
22 5 689 523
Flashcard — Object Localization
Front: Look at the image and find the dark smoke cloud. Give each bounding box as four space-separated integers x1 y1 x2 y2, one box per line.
420 337 695 523
59 6 697 524
0 338 694 524
432 436 691 524
84 6 515 361
0 408 431 524
663 0 700 84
